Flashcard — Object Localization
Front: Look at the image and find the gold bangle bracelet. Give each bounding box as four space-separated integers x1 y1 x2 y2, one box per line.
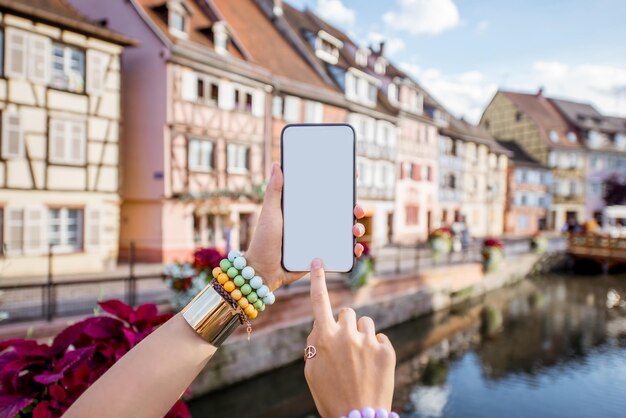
182 284 241 347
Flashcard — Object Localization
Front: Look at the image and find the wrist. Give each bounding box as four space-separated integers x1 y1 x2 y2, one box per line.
245 250 282 292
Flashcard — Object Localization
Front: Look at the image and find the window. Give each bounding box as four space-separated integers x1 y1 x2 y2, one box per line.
28 34 51 84
5 208 23 255
567 132 577 143
197 77 219 104
170 12 185 32
587 130 601 148
235 89 253 113
548 151 557 167
51 43 85 93
2 112 24 159
355 47 369 66
227 143 249 173
284 96 301 123
304 101 324 123
345 71 378 107
49 119 86 165
272 96 283 118
5 207 47 256
374 57 387 75
615 133 626 150
406 205 419 225
213 21 229 54
48 208 83 253
517 215 529 230
314 31 341 64
388 83 398 105
515 111 522 122
188 139 214 172
549 130 559 143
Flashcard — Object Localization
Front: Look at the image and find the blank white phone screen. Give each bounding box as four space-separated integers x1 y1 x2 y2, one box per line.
282 124 355 272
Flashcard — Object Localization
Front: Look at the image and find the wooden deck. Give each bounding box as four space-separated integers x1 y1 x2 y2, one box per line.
567 233 626 264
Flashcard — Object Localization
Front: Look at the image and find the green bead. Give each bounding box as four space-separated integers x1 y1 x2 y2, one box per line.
240 284 252 295
233 275 245 287
258 304 265 312
227 267 238 278
247 292 258 303
253 300 264 310
220 259 232 272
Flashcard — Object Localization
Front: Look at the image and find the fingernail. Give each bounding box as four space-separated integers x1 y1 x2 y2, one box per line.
311 258 323 269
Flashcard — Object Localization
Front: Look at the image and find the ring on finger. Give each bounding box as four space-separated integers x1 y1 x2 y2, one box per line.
304 345 317 361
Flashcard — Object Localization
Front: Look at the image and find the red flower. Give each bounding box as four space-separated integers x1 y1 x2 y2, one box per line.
0 300 189 418
192 247 224 272
483 238 504 248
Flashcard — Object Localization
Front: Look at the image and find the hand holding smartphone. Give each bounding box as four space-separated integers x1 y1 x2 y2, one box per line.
281 124 356 272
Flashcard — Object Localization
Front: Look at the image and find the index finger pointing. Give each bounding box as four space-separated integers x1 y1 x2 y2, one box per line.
310 258 335 327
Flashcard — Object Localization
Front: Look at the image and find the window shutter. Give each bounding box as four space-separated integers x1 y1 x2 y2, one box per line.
85 208 101 251
218 81 235 110
6 28 28 79
181 70 198 102
188 139 199 170
23 206 47 255
2 112 24 159
283 96 301 123
50 119 66 162
87 50 107 95
345 72 355 96
5 207 24 256
245 147 251 170
251 90 265 117
272 96 283 118
28 34 51 84
70 122 86 164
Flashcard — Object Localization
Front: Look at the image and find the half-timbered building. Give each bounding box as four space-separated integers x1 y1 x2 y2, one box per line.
0 0 132 276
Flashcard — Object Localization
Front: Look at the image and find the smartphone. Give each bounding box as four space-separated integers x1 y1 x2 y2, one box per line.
281 123 356 272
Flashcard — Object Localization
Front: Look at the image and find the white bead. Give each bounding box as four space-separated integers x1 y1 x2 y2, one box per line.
233 256 247 270
263 292 275 305
227 250 240 262
250 276 263 289
242 266 255 280
257 285 270 298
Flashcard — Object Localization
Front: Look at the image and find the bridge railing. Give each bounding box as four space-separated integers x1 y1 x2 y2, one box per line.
567 233 626 261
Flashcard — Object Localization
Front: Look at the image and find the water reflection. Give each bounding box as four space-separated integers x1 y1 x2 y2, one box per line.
189 275 626 418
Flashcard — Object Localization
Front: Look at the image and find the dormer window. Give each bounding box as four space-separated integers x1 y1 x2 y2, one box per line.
549 130 559 143
315 30 342 64
355 47 369 67
167 0 191 38
615 133 626 150
587 130 601 148
374 57 387 75
345 68 379 107
212 21 229 55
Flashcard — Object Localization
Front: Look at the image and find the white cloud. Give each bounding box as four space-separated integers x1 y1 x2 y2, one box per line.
365 32 406 56
400 62 497 123
315 0 356 28
383 0 460 35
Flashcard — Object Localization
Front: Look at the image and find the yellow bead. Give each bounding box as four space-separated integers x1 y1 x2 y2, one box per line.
212 267 222 278
248 308 258 319
238 298 249 308
230 289 242 301
217 273 229 285
223 281 235 292
244 304 255 316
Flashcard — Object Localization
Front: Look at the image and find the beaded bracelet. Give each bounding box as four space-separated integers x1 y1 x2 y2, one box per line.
341 408 400 418
211 250 276 320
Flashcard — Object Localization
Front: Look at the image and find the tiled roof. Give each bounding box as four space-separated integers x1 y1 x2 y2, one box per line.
134 0 245 58
211 0 330 89
550 97 621 134
606 116 626 133
0 0 135 45
496 140 548 169
500 90 581 149
444 117 511 155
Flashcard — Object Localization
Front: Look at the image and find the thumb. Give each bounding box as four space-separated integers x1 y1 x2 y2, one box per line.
262 163 283 211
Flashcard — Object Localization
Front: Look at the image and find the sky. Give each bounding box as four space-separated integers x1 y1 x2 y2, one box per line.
287 0 626 123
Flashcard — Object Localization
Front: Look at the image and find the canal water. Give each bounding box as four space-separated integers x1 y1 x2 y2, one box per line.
189 274 626 418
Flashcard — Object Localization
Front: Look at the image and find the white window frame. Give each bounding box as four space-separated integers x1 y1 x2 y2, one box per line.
213 21 229 55
2 111 24 159
28 34 51 85
374 57 387 75
272 96 283 119
51 42 85 93
283 96 301 123
227 143 249 174
388 83 398 106
48 207 83 253
85 208 102 251
188 138 214 172
49 119 87 165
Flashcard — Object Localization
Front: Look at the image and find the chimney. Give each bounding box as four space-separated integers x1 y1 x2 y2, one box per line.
378 41 385 56
537 86 544 96
273 0 283 16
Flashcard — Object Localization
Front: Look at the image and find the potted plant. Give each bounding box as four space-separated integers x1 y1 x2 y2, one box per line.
482 238 504 272
0 300 189 418
428 228 452 261
530 232 548 254
347 242 374 289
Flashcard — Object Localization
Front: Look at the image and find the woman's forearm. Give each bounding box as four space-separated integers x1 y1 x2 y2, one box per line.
63 314 216 418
